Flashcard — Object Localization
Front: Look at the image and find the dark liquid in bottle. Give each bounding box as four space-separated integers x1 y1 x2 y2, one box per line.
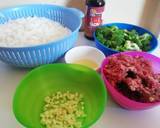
84 0 105 40
87 0 105 7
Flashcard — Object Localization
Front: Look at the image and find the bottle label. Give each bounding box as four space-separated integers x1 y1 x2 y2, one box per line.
85 6 104 38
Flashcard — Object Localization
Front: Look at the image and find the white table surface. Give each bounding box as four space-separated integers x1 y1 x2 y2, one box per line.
0 32 160 128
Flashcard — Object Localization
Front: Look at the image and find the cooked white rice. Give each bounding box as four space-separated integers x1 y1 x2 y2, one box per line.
0 17 71 47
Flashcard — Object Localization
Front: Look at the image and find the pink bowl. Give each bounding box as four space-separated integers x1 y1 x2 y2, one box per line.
101 51 160 110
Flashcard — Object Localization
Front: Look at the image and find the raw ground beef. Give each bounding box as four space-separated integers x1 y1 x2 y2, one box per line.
103 54 160 103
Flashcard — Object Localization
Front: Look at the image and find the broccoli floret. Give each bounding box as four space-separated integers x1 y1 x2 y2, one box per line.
124 40 141 51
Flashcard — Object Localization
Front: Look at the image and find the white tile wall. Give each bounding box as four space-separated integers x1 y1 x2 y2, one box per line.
103 0 145 24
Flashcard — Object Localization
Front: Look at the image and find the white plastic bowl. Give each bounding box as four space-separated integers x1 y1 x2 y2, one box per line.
65 46 106 70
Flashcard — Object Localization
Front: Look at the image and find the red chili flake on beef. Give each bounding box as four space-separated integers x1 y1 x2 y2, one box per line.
104 54 160 103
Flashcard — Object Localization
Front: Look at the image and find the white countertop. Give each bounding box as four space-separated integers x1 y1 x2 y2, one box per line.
0 32 160 128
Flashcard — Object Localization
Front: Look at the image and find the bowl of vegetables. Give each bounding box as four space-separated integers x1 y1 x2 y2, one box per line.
101 51 160 110
94 23 158 56
13 64 107 128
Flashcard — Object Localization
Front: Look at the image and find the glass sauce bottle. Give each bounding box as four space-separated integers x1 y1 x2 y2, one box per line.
84 0 105 40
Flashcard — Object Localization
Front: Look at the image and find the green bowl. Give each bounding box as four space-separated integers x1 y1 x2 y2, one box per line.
13 64 107 128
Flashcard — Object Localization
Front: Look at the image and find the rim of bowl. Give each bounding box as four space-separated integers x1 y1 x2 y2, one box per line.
93 22 158 53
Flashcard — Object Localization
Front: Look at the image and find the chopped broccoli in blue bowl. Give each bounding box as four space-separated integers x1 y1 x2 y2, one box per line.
94 23 158 56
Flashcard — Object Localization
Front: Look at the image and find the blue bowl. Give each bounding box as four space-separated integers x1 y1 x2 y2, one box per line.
94 23 158 56
0 4 84 67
